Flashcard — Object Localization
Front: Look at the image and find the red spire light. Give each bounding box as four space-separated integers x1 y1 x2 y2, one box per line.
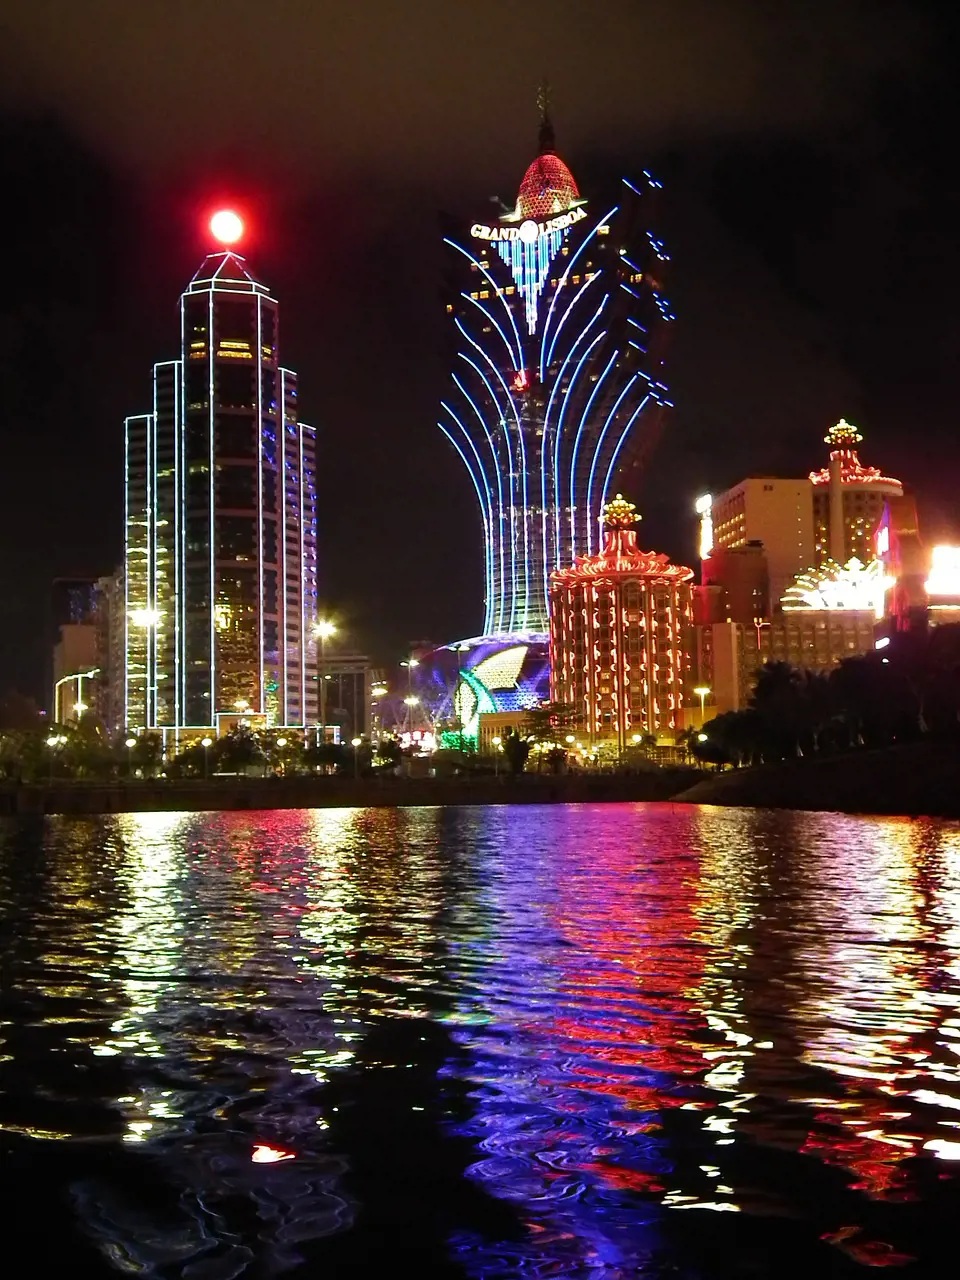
209 209 244 246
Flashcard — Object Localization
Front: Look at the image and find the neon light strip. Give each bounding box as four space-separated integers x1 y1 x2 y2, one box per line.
456 343 520 631
299 422 306 728
569 349 619 555
585 375 638 555
543 272 601 373
444 237 523 369
451 374 507 633
456 355 514 632
437 419 496 634
552 331 606 562
459 292 521 370
540 205 618 378
207 289 216 723
599 393 652 514
546 304 608 569
439 413 495 636
256 297 264 716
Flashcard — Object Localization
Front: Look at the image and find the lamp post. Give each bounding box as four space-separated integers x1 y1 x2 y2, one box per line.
54 667 99 725
201 736 213 779
370 682 387 741
400 658 419 735
124 736 136 778
313 620 337 746
351 736 362 780
492 735 501 778
693 685 711 727
45 733 66 782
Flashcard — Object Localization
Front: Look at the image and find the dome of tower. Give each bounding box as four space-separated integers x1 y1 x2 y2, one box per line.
516 153 581 221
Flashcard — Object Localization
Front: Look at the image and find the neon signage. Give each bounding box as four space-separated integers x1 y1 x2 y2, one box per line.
470 207 587 243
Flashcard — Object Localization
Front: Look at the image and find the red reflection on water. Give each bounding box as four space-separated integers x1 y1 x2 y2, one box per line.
526 807 710 1193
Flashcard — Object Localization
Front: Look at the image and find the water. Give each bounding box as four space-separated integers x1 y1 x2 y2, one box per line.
2 805 960 1277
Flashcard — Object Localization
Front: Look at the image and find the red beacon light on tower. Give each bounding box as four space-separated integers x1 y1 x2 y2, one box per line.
209 209 244 247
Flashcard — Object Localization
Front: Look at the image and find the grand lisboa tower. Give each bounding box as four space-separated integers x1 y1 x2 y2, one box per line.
428 101 673 741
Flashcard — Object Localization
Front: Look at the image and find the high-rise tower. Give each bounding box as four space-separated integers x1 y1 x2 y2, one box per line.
440 102 672 637
124 214 318 735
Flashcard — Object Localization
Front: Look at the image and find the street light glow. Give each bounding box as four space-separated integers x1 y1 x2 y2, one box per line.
403 695 419 706
314 620 336 640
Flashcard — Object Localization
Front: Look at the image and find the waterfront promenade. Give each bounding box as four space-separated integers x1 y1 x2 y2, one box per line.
0 769 698 816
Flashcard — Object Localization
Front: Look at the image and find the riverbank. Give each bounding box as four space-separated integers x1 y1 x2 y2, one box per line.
0 767 702 816
675 739 960 818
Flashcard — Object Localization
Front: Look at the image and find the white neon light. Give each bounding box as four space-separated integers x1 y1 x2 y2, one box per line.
569 348 619 554
599 394 652 515
208 289 216 722
439 421 496 636
585 373 638 555
547 302 608 569
540 205 618 378
442 398 498 635
456 344 520 632
926 545 960 597
256 297 265 716
443 238 523 369
782 557 892 619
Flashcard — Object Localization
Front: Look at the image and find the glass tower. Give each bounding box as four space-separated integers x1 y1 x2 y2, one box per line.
440 110 672 637
124 237 318 733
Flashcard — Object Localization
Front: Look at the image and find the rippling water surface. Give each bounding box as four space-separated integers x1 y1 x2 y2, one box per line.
3 804 960 1277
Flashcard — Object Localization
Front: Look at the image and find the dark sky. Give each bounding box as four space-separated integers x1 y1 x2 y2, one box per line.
2 0 959 699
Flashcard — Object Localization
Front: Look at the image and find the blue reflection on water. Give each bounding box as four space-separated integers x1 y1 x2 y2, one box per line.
2 804 960 1276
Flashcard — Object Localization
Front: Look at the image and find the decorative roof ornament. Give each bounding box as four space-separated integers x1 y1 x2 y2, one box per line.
537 78 555 154
825 418 863 447
809 417 901 489
602 493 639 528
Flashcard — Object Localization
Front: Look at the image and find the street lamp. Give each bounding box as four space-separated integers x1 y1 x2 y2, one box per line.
54 667 99 725
125 736 136 778
313 620 337 744
45 733 66 781
201 736 213 779
351 736 362 780
492 735 501 778
275 736 288 776
693 685 711 726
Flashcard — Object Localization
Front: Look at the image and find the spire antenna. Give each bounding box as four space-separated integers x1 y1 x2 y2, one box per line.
537 77 555 154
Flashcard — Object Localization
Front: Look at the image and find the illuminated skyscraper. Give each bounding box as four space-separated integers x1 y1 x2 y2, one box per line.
124 214 318 735
440 103 672 637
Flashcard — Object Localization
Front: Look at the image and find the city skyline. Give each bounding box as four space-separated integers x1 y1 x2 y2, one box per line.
3 2 960 700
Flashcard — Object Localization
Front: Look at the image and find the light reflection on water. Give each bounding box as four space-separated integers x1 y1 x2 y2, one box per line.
3 804 960 1275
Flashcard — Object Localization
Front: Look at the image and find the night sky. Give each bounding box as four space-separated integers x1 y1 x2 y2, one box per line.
2 0 959 699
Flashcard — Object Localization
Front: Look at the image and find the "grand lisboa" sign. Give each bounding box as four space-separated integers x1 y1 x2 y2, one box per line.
470 206 587 244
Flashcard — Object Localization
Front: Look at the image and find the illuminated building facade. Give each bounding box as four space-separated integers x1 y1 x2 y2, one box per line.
710 478 814 611
440 105 671 636
549 495 693 745
810 420 902 564
415 635 551 749
124 218 318 733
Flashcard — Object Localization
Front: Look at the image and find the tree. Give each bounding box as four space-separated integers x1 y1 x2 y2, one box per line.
501 730 531 776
